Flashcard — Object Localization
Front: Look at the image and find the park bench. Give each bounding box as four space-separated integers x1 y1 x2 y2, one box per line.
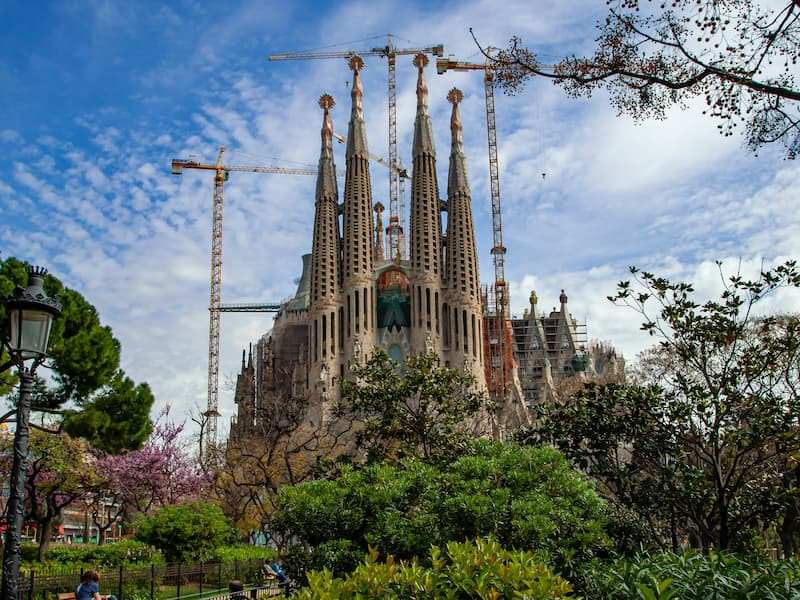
56 594 76 600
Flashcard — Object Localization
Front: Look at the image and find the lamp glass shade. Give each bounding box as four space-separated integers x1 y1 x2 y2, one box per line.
8 306 54 359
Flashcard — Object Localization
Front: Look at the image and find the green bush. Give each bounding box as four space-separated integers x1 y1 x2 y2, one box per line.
43 540 164 567
274 441 608 569
580 550 800 599
134 501 237 562
293 538 573 599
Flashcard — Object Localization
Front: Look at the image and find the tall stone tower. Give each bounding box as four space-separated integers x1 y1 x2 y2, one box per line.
341 56 377 373
443 88 484 381
308 93 342 412
408 53 444 353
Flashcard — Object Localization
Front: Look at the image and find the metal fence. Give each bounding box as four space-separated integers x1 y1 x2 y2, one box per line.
15 557 281 600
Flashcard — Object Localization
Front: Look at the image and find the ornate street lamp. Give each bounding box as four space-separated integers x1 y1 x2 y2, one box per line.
1 266 61 600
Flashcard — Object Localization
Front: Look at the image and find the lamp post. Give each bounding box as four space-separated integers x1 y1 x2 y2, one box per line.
1 266 61 600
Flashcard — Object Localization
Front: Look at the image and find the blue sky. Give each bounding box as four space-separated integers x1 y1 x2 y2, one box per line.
2 1 799 433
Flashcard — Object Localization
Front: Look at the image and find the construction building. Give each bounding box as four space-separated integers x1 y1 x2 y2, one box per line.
229 54 621 444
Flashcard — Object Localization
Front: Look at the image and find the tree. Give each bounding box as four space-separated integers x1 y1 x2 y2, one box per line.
0 429 97 559
63 371 154 455
523 261 800 552
95 410 212 525
0 257 151 452
134 500 237 563
337 350 490 462
215 390 354 548
272 441 609 570
485 0 800 158
519 382 677 549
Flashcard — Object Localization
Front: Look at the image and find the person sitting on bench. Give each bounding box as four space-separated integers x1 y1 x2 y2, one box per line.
76 570 117 600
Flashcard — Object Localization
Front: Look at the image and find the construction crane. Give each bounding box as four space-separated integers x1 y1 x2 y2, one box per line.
435 54 510 404
332 131 409 259
170 147 343 455
269 34 444 260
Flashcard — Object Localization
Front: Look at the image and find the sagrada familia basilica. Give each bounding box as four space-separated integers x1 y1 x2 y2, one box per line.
229 54 622 443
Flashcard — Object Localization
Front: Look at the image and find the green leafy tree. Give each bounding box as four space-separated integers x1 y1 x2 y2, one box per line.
63 370 153 454
134 500 237 562
523 261 800 552
0 256 151 452
519 383 670 548
272 441 608 570
486 0 800 158
337 350 490 462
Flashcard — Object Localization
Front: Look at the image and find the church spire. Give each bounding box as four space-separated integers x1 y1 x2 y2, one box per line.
412 53 435 156
310 93 341 308
346 55 368 159
341 55 376 366
444 88 482 374
409 53 442 279
316 93 337 199
447 88 469 197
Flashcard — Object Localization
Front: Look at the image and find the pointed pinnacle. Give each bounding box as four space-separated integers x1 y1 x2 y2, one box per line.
319 93 335 154
448 88 464 153
349 56 364 119
414 53 429 114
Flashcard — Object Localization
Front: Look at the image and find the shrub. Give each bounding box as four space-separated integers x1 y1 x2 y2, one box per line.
274 441 608 569
134 501 237 562
294 538 573 599
43 540 163 567
580 550 800 599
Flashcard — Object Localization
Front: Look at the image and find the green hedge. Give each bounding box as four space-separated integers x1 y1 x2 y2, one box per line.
42 540 164 567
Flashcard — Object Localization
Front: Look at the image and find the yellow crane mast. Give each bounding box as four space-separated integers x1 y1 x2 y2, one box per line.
170 147 343 456
269 34 443 261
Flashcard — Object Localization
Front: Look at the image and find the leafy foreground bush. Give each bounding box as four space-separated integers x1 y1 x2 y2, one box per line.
581 550 800 599
293 538 573 599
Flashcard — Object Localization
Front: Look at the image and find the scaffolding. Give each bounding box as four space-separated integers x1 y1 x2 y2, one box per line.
481 284 514 403
509 311 588 407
